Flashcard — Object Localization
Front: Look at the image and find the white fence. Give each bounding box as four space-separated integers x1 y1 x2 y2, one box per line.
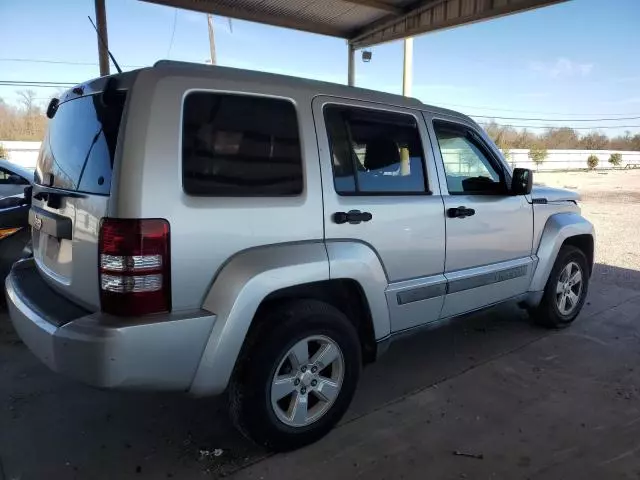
2 140 640 173
505 149 640 171
0 141 41 169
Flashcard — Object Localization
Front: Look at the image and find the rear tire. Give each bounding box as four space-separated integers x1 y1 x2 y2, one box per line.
229 299 361 451
531 245 589 328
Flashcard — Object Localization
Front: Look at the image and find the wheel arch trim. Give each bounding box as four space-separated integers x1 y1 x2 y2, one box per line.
189 242 330 396
189 241 390 396
325 241 391 341
529 213 595 292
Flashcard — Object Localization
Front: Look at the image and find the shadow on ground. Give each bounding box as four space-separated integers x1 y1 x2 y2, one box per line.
235 265 640 480
1 264 638 479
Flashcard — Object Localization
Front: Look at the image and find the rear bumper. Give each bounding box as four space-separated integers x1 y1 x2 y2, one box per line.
5 259 216 391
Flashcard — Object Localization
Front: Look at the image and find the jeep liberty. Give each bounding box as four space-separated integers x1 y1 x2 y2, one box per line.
5 61 594 451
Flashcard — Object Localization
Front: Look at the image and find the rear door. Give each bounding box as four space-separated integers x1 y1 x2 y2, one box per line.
31 89 126 309
426 116 534 318
313 97 446 332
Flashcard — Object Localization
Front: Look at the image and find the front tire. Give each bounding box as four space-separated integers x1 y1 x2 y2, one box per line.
532 245 589 328
229 299 361 451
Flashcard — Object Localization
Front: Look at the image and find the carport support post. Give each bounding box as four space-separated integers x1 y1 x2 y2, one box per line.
348 43 355 87
94 0 110 76
402 37 413 97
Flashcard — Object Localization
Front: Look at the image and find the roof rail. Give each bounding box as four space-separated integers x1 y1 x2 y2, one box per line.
151 59 429 110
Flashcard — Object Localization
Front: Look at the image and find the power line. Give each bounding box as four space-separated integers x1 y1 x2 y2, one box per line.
166 8 178 58
0 81 76 88
0 80 76 85
470 114 640 122
476 122 640 130
437 101 640 117
0 58 144 68
0 83 71 88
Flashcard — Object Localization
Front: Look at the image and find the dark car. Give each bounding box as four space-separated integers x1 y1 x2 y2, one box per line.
0 191 31 286
0 158 33 200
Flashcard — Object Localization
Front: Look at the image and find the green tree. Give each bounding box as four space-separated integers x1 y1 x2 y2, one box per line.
0 142 6 159
608 153 622 167
528 147 548 170
587 154 599 170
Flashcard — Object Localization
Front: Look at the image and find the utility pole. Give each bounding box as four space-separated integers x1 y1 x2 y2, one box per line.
347 43 355 86
207 14 217 65
402 37 413 97
94 0 110 76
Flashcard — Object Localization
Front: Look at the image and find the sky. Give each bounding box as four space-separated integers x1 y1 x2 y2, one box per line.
1 0 639 136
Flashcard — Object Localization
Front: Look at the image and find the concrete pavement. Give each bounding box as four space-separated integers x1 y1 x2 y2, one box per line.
234 275 640 480
2 171 640 479
2 272 639 479
0 297 549 479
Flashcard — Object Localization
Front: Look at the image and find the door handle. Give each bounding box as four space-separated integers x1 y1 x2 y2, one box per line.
447 206 476 218
333 210 373 225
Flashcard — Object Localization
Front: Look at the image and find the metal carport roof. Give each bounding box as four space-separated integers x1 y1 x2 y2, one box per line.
141 0 568 48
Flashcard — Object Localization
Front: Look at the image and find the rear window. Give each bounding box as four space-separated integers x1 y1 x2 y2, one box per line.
36 92 126 195
182 92 303 196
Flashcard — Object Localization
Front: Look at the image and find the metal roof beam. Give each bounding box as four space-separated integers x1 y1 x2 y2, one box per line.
341 0 403 15
349 0 569 48
141 0 347 38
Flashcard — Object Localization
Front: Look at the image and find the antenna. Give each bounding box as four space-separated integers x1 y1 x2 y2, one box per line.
88 15 122 74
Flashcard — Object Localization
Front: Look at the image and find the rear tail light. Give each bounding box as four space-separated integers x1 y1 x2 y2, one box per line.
99 218 171 316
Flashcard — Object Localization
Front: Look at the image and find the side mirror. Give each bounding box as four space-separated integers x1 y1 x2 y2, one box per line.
511 168 532 195
23 185 33 205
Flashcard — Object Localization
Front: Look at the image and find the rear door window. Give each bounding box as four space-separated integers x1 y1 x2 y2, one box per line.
182 92 303 196
323 105 427 195
36 92 126 195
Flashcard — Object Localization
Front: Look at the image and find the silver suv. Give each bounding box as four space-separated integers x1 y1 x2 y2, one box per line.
5 61 594 451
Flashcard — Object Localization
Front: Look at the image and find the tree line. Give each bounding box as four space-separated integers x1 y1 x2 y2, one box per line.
483 120 640 152
0 90 48 142
1 92 640 153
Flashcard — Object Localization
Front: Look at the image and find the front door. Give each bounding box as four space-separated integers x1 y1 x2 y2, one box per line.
426 116 534 318
313 97 446 332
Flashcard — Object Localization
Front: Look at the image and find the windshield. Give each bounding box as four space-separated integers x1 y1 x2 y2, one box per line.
35 92 126 195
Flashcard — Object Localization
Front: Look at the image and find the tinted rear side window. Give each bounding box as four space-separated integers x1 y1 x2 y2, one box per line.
36 92 125 195
324 105 427 195
182 92 302 196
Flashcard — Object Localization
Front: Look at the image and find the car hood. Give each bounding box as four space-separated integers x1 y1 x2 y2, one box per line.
531 185 580 203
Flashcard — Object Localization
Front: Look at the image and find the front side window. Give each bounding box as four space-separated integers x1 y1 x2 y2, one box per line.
182 93 303 196
433 121 506 195
0 167 17 184
324 105 427 194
